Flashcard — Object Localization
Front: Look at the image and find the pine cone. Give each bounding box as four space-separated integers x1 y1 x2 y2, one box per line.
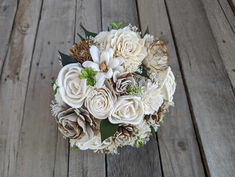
145 101 168 124
114 124 136 146
69 40 93 63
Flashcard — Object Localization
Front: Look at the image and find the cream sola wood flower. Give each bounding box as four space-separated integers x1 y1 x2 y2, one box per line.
109 95 144 125
85 85 116 119
94 26 147 73
82 45 124 88
57 63 91 108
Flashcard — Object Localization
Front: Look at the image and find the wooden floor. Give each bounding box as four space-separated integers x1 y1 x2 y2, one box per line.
0 0 234 177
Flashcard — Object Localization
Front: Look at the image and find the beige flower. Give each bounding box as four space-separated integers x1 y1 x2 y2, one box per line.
111 72 136 95
141 80 164 115
57 63 91 108
85 86 116 119
143 35 169 72
70 133 112 151
159 67 176 103
94 27 147 73
109 95 144 125
56 107 97 143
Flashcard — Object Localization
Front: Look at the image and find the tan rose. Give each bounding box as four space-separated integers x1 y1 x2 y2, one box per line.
56 107 98 143
143 35 169 72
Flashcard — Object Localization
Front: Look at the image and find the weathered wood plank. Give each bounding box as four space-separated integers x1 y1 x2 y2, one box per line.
15 0 76 176
101 0 162 176
0 0 42 177
137 0 206 176
0 0 18 75
164 0 235 176
200 0 235 92
68 0 105 177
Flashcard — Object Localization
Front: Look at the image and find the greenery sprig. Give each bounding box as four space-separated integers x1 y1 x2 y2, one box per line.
110 22 123 29
79 67 98 86
134 136 145 147
50 79 59 95
126 86 142 96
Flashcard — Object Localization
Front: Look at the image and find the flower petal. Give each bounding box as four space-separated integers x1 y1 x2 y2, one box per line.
105 68 113 79
89 45 99 63
100 50 110 64
82 61 100 71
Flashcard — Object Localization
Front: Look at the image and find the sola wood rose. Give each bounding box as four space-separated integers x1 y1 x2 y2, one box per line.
51 23 176 153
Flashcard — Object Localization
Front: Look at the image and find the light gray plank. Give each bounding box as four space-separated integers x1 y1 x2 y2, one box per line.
0 0 17 75
0 0 42 177
137 0 206 176
68 0 105 177
200 0 235 92
101 0 162 176
164 0 235 176
15 0 76 176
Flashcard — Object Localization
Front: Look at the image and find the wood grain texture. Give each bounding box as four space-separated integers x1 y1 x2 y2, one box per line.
15 0 76 176
200 0 235 92
0 0 42 177
0 0 18 75
68 0 105 177
101 0 162 176
137 0 206 176
164 0 235 176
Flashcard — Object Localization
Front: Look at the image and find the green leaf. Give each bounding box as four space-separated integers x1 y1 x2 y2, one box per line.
160 119 165 124
100 119 119 142
135 65 150 79
77 33 85 40
53 86 59 96
73 146 79 150
150 126 157 141
79 67 98 86
110 22 123 29
59 51 77 66
144 26 149 35
110 22 118 29
80 24 97 38
117 22 123 28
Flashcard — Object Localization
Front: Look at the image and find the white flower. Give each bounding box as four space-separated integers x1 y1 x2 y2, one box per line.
94 27 147 73
159 67 176 103
85 86 116 119
57 63 91 108
141 80 164 115
83 46 124 87
70 133 111 150
109 95 144 125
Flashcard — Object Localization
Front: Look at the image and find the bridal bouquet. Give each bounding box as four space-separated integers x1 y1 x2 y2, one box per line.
51 22 176 153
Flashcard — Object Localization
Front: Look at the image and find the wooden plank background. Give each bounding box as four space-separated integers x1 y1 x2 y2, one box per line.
0 0 234 177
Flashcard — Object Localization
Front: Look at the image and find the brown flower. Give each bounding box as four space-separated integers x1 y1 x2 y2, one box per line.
143 36 169 71
56 107 98 142
69 40 93 63
111 72 136 95
145 101 168 125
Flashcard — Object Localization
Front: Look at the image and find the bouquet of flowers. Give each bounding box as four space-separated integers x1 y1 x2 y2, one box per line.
51 22 176 153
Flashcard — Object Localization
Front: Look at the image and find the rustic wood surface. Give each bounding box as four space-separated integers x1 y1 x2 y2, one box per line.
0 0 234 177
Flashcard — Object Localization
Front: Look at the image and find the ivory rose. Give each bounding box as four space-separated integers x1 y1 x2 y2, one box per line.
85 86 116 119
94 27 147 72
57 63 91 108
109 95 144 125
